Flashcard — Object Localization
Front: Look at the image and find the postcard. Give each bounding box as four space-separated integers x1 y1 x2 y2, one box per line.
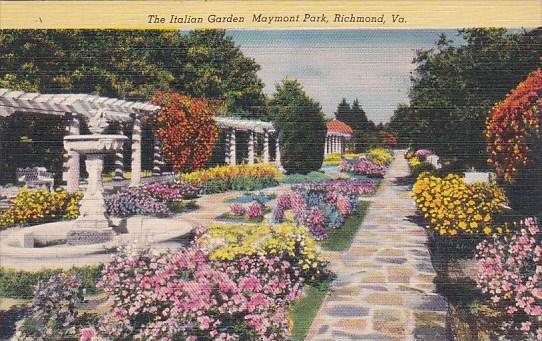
0 1 540 340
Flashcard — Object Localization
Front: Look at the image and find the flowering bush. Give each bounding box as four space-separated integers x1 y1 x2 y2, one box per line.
412 173 507 236
379 130 398 147
140 182 184 202
486 69 542 183
0 188 82 229
199 222 327 281
151 92 219 173
339 157 387 178
93 245 304 340
105 188 170 217
14 274 86 340
477 217 542 339
414 149 434 160
408 156 435 177
229 203 246 216
367 147 393 166
181 164 282 194
246 201 264 220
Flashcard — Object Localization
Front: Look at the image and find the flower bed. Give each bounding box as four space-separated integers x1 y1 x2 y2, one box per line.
273 179 375 240
0 188 82 229
339 157 387 178
225 201 266 222
408 156 435 177
228 191 275 205
476 217 542 339
16 237 318 341
367 147 393 166
181 164 282 194
198 223 328 282
412 173 507 237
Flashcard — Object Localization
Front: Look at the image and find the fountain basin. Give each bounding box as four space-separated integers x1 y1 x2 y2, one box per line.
64 134 128 154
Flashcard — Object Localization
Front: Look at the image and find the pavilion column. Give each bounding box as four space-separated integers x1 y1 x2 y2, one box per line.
334 136 339 153
339 136 343 154
326 136 330 155
263 129 270 164
248 130 255 165
130 115 142 187
229 129 237 165
63 115 80 193
152 139 163 176
275 133 282 168
113 126 125 181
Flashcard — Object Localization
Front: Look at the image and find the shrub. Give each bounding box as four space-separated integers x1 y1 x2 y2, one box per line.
485 69 542 214
0 265 102 299
412 173 507 236
408 156 435 177
323 153 342 165
486 69 542 183
339 158 387 178
14 274 86 340
367 147 393 166
229 203 246 216
272 79 327 174
199 223 328 282
150 92 219 173
95 246 304 340
282 171 331 184
181 164 282 194
105 187 170 217
0 188 82 229
245 201 264 220
414 149 434 160
476 217 542 339
140 182 184 202
230 191 275 204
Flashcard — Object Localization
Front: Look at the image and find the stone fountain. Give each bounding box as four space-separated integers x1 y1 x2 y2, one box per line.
64 112 128 245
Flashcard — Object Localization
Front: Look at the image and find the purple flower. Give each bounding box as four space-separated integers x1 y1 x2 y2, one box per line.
414 149 434 160
339 158 387 178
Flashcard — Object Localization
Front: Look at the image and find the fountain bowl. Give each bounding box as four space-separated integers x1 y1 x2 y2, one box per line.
64 134 128 154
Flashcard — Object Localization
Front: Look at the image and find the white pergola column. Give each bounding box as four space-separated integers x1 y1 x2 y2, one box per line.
63 115 80 193
229 129 237 165
152 139 163 176
130 115 142 187
263 129 270 164
248 130 255 165
275 133 282 168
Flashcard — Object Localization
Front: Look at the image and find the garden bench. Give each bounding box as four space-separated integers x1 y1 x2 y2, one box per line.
16 167 55 191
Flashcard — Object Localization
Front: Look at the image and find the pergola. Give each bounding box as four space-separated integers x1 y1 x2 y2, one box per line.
215 116 281 167
0 89 282 193
0 88 160 192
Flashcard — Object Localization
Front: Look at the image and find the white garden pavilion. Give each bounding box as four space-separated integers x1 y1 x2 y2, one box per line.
0 89 281 193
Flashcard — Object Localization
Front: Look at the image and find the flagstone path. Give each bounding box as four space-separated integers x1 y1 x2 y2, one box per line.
307 151 448 341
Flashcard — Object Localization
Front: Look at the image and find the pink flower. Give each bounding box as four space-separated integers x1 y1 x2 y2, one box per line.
521 321 532 331
230 203 246 216
80 327 96 341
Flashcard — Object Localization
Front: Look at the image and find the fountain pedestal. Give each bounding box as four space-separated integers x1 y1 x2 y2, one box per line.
64 134 128 245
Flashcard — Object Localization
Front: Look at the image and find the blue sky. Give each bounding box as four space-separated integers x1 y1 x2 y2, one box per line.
228 29 461 123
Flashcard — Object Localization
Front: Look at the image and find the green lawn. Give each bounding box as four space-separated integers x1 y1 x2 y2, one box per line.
288 279 333 340
321 201 370 251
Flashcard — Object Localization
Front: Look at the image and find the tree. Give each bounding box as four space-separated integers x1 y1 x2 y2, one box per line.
335 98 377 151
271 79 326 174
150 92 219 173
389 28 542 168
176 30 266 116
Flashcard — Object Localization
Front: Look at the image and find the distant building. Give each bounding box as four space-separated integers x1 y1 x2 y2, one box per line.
324 119 353 155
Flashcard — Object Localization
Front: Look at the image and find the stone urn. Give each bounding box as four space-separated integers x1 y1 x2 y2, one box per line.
64 134 128 245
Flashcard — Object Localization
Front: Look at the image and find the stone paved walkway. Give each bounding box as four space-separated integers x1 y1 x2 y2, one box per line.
307 151 448 341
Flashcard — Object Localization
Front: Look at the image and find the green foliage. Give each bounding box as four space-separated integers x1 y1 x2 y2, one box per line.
281 171 331 184
335 98 377 152
321 202 370 251
202 177 278 194
388 28 542 168
271 79 327 174
0 265 103 298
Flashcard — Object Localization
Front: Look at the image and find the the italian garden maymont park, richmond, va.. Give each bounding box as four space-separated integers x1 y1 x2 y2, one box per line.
0 28 541 341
